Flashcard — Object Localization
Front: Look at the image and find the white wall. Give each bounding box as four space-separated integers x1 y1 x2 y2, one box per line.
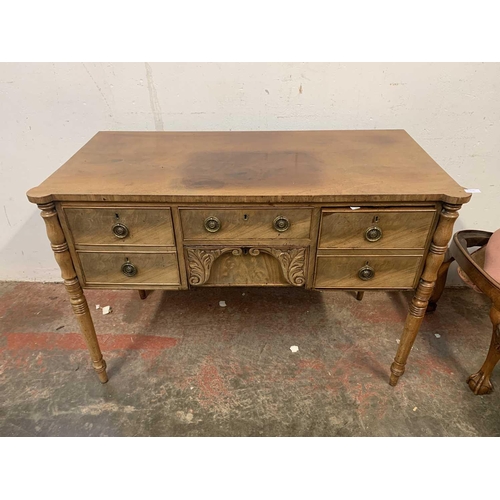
1 62 498 284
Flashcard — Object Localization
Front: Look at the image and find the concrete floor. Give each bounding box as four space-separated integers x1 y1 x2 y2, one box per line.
0 281 499 436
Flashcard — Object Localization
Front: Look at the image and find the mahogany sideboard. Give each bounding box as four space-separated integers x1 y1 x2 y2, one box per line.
26 130 471 386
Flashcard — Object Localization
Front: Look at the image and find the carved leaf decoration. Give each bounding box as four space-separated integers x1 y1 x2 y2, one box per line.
186 247 306 287
257 248 306 286
187 248 242 285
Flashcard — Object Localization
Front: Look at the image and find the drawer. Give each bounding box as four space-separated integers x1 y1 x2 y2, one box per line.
315 255 422 289
78 252 180 285
319 208 436 249
180 208 312 240
64 208 175 246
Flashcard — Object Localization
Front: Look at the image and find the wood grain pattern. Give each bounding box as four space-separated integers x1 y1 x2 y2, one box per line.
186 247 307 287
78 252 180 285
315 255 422 289
319 208 436 249
180 208 312 241
26 130 470 204
204 252 289 287
64 207 175 246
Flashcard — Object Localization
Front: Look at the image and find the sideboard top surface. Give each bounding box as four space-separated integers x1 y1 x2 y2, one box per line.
27 130 470 204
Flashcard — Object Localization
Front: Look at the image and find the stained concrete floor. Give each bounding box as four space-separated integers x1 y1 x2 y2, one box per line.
0 281 499 436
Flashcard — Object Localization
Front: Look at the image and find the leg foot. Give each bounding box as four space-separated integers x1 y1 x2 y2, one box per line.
93 358 108 383
389 360 405 386
467 371 493 395
356 291 364 301
138 289 147 300
467 307 500 395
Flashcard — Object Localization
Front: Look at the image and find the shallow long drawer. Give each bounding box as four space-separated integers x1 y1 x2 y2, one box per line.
315 254 422 289
319 208 436 249
64 207 175 246
79 251 180 285
180 208 312 240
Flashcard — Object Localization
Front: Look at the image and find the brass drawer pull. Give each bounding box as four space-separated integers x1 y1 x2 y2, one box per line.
273 215 290 232
112 222 129 239
358 263 375 281
204 216 221 233
121 259 137 277
365 226 383 242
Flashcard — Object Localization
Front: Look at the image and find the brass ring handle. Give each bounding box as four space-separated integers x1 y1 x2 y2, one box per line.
112 222 129 239
273 215 290 232
121 260 137 277
358 264 375 281
365 226 383 242
204 216 221 233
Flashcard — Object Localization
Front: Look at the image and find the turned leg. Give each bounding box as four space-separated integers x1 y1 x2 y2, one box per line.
38 202 108 383
467 306 500 395
138 289 148 300
427 251 454 312
390 203 461 386
356 291 364 301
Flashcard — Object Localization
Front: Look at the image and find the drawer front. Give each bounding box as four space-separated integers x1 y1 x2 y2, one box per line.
64 208 175 246
180 208 312 240
319 208 435 249
315 255 422 289
79 252 180 285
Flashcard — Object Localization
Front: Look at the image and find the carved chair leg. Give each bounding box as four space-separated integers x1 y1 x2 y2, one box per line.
138 289 148 300
390 203 461 386
38 202 108 384
356 291 364 301
427 252 454 312
467 306 500 395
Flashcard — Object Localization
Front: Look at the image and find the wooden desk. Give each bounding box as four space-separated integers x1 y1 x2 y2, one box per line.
27 130 471 386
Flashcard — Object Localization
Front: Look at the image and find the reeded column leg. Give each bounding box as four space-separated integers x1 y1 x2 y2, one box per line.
38 202 108 383
467 306 500 395
389 203 461 386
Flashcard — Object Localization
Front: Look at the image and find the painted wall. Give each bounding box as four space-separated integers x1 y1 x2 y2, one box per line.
1 62 498 283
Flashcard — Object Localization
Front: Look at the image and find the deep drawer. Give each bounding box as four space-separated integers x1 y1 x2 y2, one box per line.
319 208 436 249
180 208 312 240
315 254 422 289
64 207 175 246
79 252 180 285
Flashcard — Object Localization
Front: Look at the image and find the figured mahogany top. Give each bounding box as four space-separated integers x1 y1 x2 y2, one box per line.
27 130 470 204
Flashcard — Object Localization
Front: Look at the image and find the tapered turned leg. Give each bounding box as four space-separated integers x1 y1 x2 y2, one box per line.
38 202 108 383
356 291 365 301
467 306 500 395
138 289 148 300
427 252 454 312
390 203 461 386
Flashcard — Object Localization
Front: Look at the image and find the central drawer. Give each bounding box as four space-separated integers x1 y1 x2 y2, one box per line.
180 208 312 241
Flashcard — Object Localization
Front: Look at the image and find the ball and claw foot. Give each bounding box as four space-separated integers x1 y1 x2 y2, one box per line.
467 371 494 395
